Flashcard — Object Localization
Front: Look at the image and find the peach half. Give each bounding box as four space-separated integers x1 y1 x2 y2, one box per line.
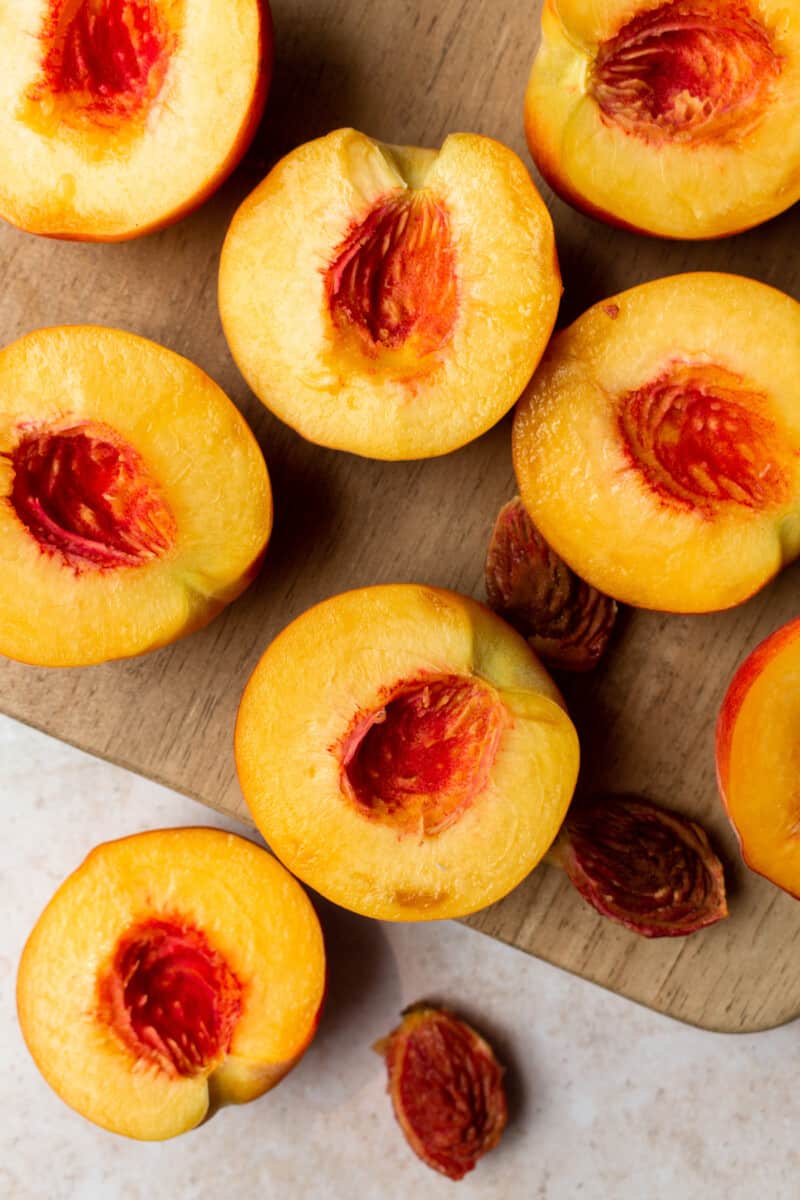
236 584 579 921
512 273 800 613
717 617 800 897
0 325 271 665
219 128 561 460
0 0 271 240
525 0 800 239
17 828 326 1140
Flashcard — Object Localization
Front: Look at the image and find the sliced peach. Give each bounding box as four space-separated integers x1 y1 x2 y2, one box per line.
0 325 271 665
717 617 800 897
525 0 800 239
219 128 561 460
512 273 800 613
17 828 326 1140
0 0 271 240
236 584 579 921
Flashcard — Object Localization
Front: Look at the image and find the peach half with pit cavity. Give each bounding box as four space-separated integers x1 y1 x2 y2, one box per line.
17 828 326 1140
524 0 800 239
235 584 579 921
0 0 271 240
219 128 561 460
0 325 271 665
512 273 800 613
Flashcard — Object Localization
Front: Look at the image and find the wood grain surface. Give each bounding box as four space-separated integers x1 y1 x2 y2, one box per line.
3 0 800 1033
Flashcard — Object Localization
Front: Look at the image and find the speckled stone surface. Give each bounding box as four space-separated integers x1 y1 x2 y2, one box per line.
3 714 798 1200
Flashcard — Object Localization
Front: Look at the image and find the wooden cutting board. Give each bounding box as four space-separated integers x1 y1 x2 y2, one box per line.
3 0 800 1034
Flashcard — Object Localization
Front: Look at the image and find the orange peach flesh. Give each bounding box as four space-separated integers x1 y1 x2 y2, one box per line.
219 129 562 460
17 828 326 1140
9 420 176 571
339 675 507 837
0 325 272 666
512 273 800 613
524 0 800 238
236 585 580 922
717 618 800 897
0 0 270 240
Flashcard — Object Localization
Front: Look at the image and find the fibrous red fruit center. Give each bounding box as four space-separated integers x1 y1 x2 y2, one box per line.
340 675 506 836
97 917 243 1078
325 191 458 365
9 420 177 570
590 2 781 143
617 362 791 515
28 0 177 126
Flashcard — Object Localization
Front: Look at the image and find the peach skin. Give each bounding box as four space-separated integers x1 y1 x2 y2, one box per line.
0 325 271 665
717 617 800 898
525 0 800 240
0 0 272 240
17 828 326 1140
219 128 561 460
236 584 580 921
512 273 800 613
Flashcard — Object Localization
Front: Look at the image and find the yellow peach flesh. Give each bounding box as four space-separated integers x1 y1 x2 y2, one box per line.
236 585 579 921
16 828 326 1140
219 128 561 460
0 0 270 239
525 0 800 238
0 326 272 665
512 273 800 613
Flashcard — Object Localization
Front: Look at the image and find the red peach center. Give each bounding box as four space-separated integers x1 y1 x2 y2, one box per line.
617 362 791 515
590 1 781 143
325 191 458 363
340 675 506 837
97 917 243 1078
28 0 177 126
8 420 177 571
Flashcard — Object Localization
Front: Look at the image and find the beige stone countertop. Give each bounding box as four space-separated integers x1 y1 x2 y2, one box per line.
2 714 798 1200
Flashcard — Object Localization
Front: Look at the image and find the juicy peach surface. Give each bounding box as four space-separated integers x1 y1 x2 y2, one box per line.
0 0 271 240
512 273 800 613
17 828 326 1140
219 128 561 460
0 325 271 665
525 0 800 239
236 584 579 921
717 618 800 897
